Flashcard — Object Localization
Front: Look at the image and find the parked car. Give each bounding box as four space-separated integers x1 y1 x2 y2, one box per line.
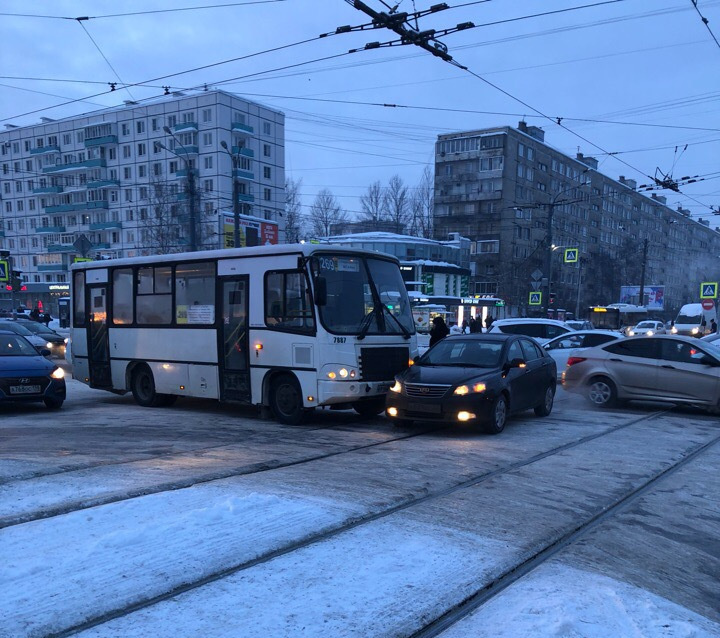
488 318 576 345
565 320 594 331
562 334 720 411
0 320 52 353
1 319 67 357
701 332 720 344
385 333 556 434
543 329 623 380
0 330 66 409
627 320 666 336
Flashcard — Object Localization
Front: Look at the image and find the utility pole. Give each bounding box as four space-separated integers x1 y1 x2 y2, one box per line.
638 237 649 306
186 165 198 252
544 200 556 317
221 140 241 248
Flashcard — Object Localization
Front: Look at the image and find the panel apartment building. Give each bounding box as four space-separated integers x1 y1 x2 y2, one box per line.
0 90 285 310
433 121 720 317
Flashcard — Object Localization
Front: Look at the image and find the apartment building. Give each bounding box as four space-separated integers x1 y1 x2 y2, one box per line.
434 121 720 316
0 90 285 311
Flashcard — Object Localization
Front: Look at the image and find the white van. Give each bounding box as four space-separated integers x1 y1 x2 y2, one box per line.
672 303 717 336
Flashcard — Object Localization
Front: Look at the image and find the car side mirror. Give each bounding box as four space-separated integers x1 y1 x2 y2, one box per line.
314 276 327 307
40 348 51 357
506 357 527 369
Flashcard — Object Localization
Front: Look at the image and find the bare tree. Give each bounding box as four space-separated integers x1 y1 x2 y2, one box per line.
409 166 434 238
383 174 410 234
359 181 386 230
309 188 347 237
284 177 303 243
141 176 181 254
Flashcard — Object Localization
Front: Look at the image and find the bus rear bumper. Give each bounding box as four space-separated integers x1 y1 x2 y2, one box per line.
317 379 391 406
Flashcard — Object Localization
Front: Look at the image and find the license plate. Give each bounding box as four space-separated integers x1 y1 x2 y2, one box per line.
9 385 41 395
407 402 442 414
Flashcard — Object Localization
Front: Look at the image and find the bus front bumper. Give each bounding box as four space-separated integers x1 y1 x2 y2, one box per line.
317 379 392 406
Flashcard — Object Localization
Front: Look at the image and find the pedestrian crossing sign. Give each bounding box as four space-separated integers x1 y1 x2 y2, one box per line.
700 282 718 299
564 248 579 263
0 260 8 282
529 291 542 305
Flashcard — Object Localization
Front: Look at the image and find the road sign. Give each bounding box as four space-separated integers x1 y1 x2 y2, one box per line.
702 299 715 311
73 257 93 264
700 282 718 299
73 234 93 257
531 269 543 281
529 291 542 306
530 281 540 290
564 248 579 263
0 260 8 282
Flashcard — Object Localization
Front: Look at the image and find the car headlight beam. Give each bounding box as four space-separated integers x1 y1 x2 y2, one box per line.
454 382 486 395
50 367 65 379
390 380 402 393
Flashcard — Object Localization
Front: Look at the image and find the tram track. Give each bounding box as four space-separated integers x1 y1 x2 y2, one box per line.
44 407 678 638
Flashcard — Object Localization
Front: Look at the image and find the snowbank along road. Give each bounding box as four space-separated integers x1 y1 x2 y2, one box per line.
1 378 719 637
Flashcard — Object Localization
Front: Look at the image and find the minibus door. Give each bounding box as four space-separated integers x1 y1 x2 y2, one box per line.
87 285 112 388
219 276 250 402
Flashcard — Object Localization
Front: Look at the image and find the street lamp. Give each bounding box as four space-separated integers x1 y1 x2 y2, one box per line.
160 126 198 252
220 140 242 249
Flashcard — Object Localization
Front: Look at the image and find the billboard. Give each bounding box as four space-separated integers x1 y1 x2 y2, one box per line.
619 285 665 310
220 212 278 248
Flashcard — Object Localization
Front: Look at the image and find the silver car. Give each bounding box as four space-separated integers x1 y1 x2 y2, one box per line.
543 329 623 381
562 335 720 410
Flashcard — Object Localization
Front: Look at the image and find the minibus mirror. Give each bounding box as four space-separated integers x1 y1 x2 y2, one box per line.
314 276 327 306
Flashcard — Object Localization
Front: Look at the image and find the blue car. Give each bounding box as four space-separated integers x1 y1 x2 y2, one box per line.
0 330 66 409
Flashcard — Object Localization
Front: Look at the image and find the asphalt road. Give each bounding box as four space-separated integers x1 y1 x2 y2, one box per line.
1 376 718 637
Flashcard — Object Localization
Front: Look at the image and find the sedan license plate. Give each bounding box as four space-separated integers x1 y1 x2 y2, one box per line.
407 401 442 414
9 385 41 395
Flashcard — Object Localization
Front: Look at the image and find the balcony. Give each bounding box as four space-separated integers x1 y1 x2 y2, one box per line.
94 242 111 249
30 145 60 155
238 193 255 203
39 264 68 272
176 168 199 178
233 169 254 180
174 122 198 132
48 244 75 253
233 147 254 158
45 201 108 213
42 158 107 173
84 135 118 147
32 185 63 194
173 145 198 155
231 122 254 135
35 226 66 234
90 221 122 231
87 179 120 188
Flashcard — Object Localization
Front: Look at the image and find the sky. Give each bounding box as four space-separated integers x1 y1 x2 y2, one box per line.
1 0 719 225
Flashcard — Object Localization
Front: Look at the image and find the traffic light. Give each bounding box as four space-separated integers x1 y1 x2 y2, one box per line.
549 292 556 305
6 270 26 292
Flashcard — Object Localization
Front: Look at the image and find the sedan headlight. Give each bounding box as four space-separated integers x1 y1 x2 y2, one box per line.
646 330 654 336
627 330 635 336
64 337 69 344
670 326 678 334
453 382 486 395
389 380 402 393
46 341 54 349
50 367 65 379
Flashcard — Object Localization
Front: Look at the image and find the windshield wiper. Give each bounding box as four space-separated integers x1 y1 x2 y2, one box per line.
379 304 411 339
356 305 378 341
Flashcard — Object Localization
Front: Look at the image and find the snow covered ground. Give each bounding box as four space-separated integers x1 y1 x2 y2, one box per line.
1 388 719 637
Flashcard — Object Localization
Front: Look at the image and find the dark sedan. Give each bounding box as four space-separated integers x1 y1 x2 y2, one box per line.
0 319 67 357
0 330 66 409
385 334 557 433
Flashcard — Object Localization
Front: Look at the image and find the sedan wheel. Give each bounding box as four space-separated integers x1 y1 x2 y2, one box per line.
587 377 617 408
534 385 555 417
486 394 508 434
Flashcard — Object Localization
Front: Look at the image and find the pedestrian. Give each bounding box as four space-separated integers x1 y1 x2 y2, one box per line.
429 315 450 347
42 312 51 327
469 316 478 334
30 307 41 322
485 315 495 331
461 319 469 334
711 318 718 334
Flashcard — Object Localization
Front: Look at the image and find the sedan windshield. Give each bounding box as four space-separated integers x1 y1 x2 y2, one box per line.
312 254 415 336
418 339 504 367
634 322 655 329
17 321 52 335
0 334 38 356
0 321 33 336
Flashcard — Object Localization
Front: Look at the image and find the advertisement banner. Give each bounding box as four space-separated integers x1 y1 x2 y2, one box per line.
221 212 279 248
619 285 665 310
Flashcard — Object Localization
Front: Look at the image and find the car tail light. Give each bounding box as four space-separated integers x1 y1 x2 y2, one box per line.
567 356 587 367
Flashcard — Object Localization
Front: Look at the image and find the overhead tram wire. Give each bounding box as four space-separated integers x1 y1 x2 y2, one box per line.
75 19 136 102
0 1 287 21
690 0 720 52
0 28 352 123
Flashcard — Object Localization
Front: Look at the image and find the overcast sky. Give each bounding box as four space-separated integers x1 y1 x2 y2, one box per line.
1 0 719 224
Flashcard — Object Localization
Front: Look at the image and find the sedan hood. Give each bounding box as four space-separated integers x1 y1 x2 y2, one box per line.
0 356 54 374
400 364 496 386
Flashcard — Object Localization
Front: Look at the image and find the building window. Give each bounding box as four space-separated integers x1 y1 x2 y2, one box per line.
263 122 272 135
153 163 162 176
136 121 145 134
167 114 177 128
121 123 129 136
202 108 212 123
263 187 271 201
125 189 133 202
476 240 499 254
263 166 271 179
202 133 212 146
108 147 117 160
124 167 132 180
204 156 213 169
122 146 131 159
203 179 213 193
263 144 271 157
169 161 178 174
137 143 146 156
138 164 146 178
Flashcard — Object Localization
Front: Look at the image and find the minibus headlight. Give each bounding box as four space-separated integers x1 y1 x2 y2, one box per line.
50 367 65 380
691 327 699 334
